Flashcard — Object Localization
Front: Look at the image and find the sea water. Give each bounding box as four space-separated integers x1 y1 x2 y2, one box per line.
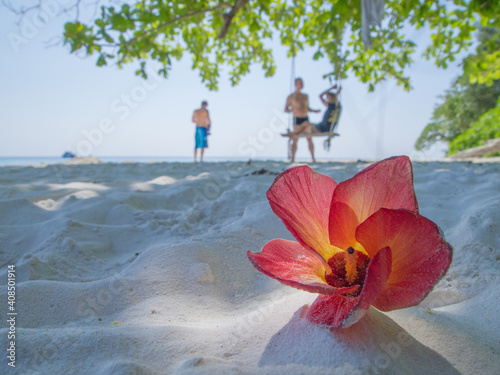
0 156 291 166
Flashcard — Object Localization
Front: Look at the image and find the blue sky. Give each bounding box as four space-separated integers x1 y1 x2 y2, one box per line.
0 3 463 161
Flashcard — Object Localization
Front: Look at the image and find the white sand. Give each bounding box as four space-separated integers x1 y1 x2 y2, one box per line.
0 159 499 374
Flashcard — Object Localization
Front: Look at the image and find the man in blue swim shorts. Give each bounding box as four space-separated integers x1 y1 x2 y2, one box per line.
192 100 211 162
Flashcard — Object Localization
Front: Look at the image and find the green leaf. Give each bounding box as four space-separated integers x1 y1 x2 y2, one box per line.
97 54 107 66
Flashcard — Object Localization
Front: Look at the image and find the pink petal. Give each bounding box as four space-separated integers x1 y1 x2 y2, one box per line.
267 166 338 261
305 247 392 328
247 239 359 295
332 156 418 226
304 294 358 328
329 202 359 251
356 208 453 311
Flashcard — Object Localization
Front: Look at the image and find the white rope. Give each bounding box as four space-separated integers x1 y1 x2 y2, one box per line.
289 53 295 132
361 0 385 49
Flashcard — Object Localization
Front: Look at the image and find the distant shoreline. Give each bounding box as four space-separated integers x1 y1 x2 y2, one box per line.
1 155 500 167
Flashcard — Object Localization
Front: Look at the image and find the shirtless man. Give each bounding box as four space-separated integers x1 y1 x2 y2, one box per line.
284 78 320 162
289 84 341 134
192 101 211 162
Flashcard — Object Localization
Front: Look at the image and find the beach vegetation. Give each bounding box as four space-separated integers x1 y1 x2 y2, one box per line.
415 27 500 155
448 98 500 156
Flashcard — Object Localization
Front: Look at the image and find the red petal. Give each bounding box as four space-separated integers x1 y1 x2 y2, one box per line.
329 202 359 251
355 247 392 311
267 166 338 260
356 208 453 311
247 239 359 295
304 294 358 328
332 156 418 226
305 247 392 328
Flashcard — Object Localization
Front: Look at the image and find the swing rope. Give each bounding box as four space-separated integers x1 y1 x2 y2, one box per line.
321 36 344 152
287 1 299 160
288 52 296 160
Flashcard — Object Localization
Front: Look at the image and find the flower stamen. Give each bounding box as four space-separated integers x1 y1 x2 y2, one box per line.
325 248 369 294
345 247 358 284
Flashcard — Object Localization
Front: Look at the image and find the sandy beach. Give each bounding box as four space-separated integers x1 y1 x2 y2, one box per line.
1 158 499 374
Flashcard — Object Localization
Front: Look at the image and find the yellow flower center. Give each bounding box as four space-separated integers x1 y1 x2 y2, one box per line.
325 247 370 296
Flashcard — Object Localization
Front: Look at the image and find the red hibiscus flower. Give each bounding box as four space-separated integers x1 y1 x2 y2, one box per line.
247 156 452 328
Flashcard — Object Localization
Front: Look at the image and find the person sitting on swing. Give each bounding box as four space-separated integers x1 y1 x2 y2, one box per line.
284 84 341 136
316 84 341 132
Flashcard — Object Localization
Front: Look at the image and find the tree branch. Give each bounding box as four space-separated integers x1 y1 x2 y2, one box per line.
2 0 87 22
128 3 232 45
1 0 42 16
218 0 250 39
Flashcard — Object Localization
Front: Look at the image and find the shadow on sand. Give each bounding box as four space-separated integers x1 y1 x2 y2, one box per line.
258 306 460 375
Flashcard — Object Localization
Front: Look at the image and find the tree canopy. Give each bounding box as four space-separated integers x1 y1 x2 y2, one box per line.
3 0 499 94
5 0 498 91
